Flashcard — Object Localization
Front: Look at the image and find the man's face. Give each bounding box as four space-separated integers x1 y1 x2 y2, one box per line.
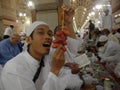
28 24 53 55
11 35 21 45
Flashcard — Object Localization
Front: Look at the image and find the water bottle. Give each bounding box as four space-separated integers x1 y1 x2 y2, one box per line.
104 78 112 90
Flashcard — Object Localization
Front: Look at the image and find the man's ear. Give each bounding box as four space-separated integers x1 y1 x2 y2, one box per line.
25 36 32 44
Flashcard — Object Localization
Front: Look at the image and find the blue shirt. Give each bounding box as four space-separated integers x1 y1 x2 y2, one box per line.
0 39 21 65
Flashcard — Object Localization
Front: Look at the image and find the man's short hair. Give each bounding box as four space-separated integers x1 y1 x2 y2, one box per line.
10 25 14 28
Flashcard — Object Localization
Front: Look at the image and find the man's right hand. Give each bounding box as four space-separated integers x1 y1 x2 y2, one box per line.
51 45 65 76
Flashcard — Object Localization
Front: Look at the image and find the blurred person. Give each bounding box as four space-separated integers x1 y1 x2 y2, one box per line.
101 9 114 32
52 25 83 90
0 33 21 66
114 28 120 43
102 28 119 43
96 35 120 74
88 20 95 39
97 35 120 64
111 29 117 35
3 25 14 39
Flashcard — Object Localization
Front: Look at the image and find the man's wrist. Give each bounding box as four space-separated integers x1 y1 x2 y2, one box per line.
51 68 60 76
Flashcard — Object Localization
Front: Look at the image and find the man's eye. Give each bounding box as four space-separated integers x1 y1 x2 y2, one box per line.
38 32 44 35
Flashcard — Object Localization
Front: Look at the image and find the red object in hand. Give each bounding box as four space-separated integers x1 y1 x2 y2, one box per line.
53 37 64 43
56 30 63 36
52 26 69 51
61 46 66 51
52 43 59 48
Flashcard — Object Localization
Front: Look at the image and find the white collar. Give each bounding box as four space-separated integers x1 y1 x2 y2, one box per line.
23 51 40 68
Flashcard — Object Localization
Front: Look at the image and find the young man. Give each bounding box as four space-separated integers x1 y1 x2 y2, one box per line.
1 21 66 90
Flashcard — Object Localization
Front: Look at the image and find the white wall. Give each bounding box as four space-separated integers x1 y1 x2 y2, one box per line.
36 10 58 31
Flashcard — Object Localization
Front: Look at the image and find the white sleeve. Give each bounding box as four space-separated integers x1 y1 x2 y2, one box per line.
42 72 66 90
67 37 80 55
59 69 83 90
1 72 36 90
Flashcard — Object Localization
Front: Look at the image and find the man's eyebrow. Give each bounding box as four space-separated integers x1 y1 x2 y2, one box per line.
49 30 53 33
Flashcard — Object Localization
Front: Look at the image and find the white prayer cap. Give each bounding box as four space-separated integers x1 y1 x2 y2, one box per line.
26 21 49 36
23 21 49 51
98 35 108 42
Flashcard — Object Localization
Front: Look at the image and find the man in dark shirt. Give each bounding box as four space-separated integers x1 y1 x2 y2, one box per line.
89 20 95 39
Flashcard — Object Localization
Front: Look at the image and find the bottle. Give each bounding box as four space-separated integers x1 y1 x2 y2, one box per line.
104 78 112 90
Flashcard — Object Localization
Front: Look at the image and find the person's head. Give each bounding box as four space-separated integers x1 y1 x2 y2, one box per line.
10 25 14 29
25 21 53 60
102 28 110 36
53 25 67 40
89 20 92 23
104 9 109 16
10 33 21 45
54 25 62 36
97 35 108 47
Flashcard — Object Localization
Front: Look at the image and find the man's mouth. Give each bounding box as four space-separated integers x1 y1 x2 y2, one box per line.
43 42 51 47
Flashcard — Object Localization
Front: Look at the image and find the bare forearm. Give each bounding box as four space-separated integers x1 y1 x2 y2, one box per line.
65 22 76 39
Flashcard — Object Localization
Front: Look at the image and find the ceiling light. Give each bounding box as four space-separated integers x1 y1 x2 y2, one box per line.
115 15 118 17
73 0 76 2
97 21 100 24
84 8 86 11
19 12 23 17
89 13 91 16
91 12 95 15
95 5 102 9
23 13 26 17
27 1 33 7
16 20 19 23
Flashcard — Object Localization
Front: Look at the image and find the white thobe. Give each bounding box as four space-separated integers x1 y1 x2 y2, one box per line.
4 27 13 36
100 41 120 63
102 15 114 32
1 51 66 90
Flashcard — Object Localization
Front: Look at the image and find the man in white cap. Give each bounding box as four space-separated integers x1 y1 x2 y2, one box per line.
1 20 67 90
97 35 120 74
97 35 120 63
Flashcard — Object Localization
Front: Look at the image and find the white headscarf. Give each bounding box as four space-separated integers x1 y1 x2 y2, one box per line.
23 21 49 51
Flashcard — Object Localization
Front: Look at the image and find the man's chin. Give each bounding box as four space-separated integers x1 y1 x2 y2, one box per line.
43 51 50 55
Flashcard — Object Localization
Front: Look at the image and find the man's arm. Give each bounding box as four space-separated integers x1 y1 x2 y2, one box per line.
64 6 76 39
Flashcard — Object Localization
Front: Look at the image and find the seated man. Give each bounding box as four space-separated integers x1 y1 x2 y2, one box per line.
97 35 120 73
0 33 21 66
52 25 83 90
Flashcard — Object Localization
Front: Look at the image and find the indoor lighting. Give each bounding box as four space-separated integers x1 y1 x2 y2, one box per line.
95 5 102 10
91 12 95 16
27 1 33 7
